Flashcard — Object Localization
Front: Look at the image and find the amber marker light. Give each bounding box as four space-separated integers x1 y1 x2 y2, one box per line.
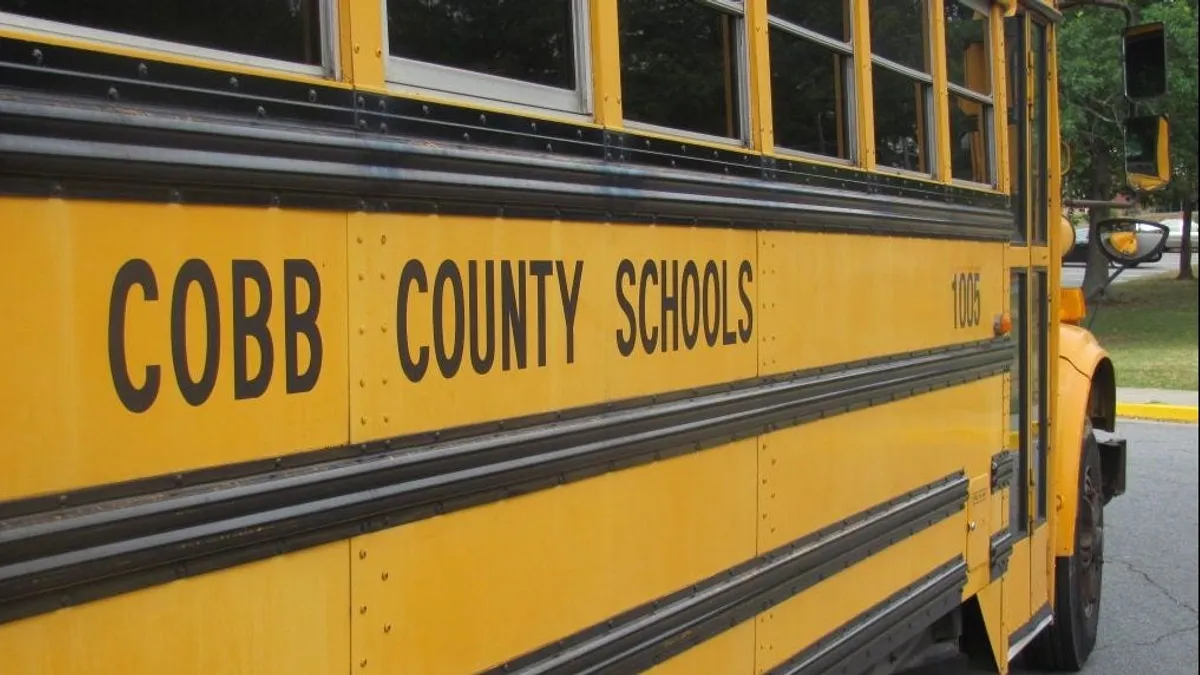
1060 287 1087 325
994 313 1012 336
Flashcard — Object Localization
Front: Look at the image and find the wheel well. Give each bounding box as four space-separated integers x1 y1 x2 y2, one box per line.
1089 358 1116 433
957 596 994 666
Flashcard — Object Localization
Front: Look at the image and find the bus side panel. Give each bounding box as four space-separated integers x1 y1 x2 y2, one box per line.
644 622 757 675
754 517 965 672
758 232 1004 374
348 439 758 675
753 381 999 669
0 541 351 675
1004 538 1033 635
347 214 759 443
0 198 350 502
758 379 1002 553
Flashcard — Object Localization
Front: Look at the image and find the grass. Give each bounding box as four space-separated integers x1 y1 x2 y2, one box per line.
1087 269 1199 391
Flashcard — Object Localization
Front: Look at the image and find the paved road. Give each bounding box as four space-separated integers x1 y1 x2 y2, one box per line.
902 420 1199 675
1062 250 1199 289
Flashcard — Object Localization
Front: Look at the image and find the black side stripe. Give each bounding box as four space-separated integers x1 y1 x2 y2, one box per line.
990 530 1016 581
765 557 968 675
0 339 1008 626
486 474 968 675
0 97 1013 242
991 450 1017 492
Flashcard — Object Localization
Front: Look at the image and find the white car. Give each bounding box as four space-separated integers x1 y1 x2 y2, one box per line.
1156 217 1199 251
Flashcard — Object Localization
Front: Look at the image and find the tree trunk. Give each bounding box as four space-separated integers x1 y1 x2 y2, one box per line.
1178 197 1195 281
1082 139 1114 298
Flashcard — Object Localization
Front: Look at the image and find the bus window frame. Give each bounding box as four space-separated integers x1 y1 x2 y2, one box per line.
0 1 339 79
766 8 858 165
382 0 594 117
867 0 939 180
944 0 998 189
618 0 754 148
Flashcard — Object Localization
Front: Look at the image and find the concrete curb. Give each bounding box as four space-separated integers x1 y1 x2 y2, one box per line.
1116 402 1199 423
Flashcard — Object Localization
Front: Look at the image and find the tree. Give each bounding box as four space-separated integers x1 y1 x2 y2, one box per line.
1057 0 1198 288
1058 4 1132 296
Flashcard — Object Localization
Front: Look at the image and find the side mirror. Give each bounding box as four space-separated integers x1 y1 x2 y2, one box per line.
1125 114 1171 191
1123 22 1167 100
1095 218 1168 266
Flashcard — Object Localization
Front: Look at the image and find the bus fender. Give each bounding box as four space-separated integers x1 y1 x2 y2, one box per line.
1053 324 1116 558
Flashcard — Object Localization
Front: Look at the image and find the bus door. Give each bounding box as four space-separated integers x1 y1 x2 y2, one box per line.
1005 8 1053 629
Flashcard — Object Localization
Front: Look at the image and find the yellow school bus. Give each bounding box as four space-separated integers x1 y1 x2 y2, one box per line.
0 1 1172 674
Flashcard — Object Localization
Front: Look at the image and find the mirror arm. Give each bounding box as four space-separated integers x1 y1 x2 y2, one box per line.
1084 265 1130 330
1065 199 1136 210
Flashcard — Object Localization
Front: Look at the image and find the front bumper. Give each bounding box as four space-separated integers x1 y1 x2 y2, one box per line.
1097 435 1127 504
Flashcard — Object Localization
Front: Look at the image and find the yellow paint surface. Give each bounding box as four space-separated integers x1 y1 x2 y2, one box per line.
1004 537 1032 635
0 541 350 675
647 621 757 675
974 579 1009 673
759 379 1001 550
344 0 384 88
348 214 758 442
759 233 1004 374
0 199 349 501
966 474 993 577
1029 523 1051 616
349 440 758 675
755 516 964 673
1054 323 1109 551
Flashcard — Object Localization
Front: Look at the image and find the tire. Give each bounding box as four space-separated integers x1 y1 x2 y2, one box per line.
1024 421 1105 671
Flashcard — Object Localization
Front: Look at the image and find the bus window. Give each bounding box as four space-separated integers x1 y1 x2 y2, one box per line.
768 1 854 161
0 0 326 69
1005 15 1027 243
385 0 589 113
1030 19 1049 244
618 0 746 141
944 0 995 185
1010 269 1030 535
1032 269 1049 522
869 0 934 174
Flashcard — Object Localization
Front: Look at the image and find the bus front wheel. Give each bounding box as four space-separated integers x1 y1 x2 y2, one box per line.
1025 421 1104 671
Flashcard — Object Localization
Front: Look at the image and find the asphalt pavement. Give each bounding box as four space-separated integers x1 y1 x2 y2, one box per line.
901 419 1199 675
1062 250 1199 289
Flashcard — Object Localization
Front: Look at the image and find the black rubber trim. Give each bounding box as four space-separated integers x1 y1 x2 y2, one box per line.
990 529 1017 581
486 475 969 675
765 557 969 675
1009 602 1054 650
0 97 1012 241
0 37 1013 237
0 339 1009 626
991 450 1017 492
1097 436 1127 503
